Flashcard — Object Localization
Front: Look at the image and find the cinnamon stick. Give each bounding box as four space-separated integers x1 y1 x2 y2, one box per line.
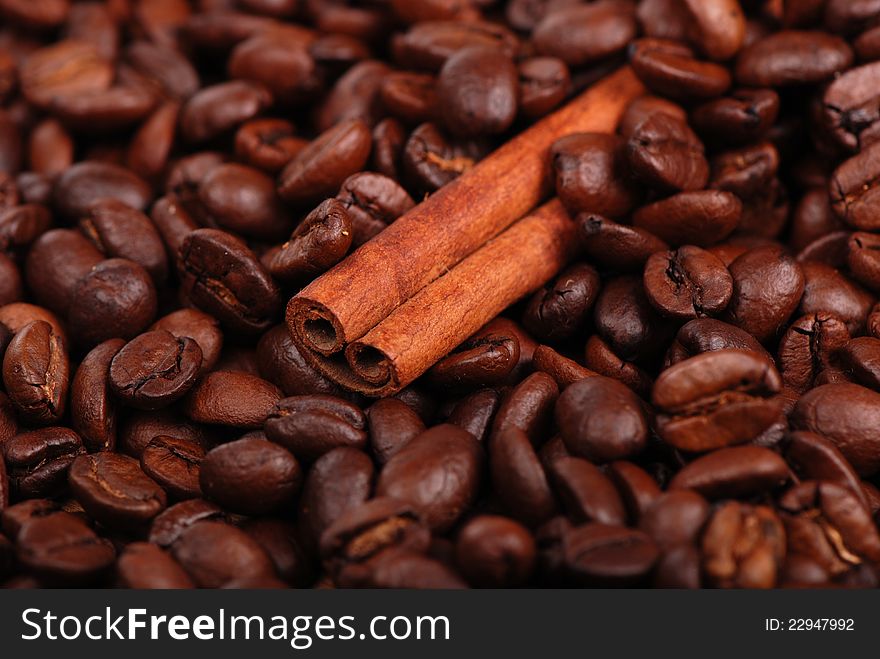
299 200 575 395
287 67 645 356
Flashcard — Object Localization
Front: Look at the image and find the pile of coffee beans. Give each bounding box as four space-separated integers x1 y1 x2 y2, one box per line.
2 0 880 589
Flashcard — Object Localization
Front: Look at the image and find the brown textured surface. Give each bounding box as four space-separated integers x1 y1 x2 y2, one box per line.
287 68 643 395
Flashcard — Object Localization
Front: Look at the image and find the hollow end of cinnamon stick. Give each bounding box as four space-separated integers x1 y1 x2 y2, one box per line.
345 341 398 388
286 297 346 356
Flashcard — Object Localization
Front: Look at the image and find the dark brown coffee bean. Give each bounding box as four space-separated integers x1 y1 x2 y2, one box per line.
179 81 272 143
437 46 517 137
171 520 275 588
267 199 352 284
702 502 785 588
736 30 854 86
593 275 672 364
830 141 880 230
380 71 437 125
643 246 733 319
109 330 202 410
429 327 520 391
618 94 688 140
725 246 805 343
709 142 779 200
583 335 653 397
518 57 570 119
24 229 104 317
578 213 669 271
200 438 301 515
118 408 206 460
3 427 84 499
234 118 305 173
653 349 782 452
16 511 115 584
298 447 373 549
148 499 225 548
368 397 425 464
522 263 600 342
455 515 535 587
0 254 21 305
402 121 487 193
117 542 194 589
69 453 167 531
821 62 880 152
194 163 291 242
20 41 113 110
150 309 223 374
392 20 518 72
691 88 780 146
69 258 158 349
669 446 789 498
228 32 320 107
240 518 311 586
550 457 626 525
0 204 51 254
848 232 880 292
639 490 709 550
256 324 345 397
316 59 389 132
53 161 151 221
562 523 659 586
69 339 124 453
141 436 205 501
785 431 868 508
630 38 732 101
797 261 874 336
533 345 597 391
627 112 708 193
505 0 581 32
791 383 880 476
680 0 745 61
265 395 367 460
178 228 281 335
376 424 481 532
277 119 372 206
552 133 639 218
533 1 636 68
490 426 556 527
556 376 648 463
778 313 850 393
2 320 68 425
185 371 282 429
491 371 559 443
125 40 200 100
632 190 742 247
336 172 415 247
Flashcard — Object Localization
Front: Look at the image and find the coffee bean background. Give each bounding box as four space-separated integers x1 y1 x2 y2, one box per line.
1 0 880 589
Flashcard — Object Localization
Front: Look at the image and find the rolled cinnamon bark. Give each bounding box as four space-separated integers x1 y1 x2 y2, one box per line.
300 199 578 396
288 67 644 356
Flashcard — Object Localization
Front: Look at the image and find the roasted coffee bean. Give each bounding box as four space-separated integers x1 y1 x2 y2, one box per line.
376 424 481 532
53 161 151 221
2 427 84 499
848 232 880 293
632 190 742 247
578 213 669 271
228 32 320 107
69 258 158 349
630 38 731 101
68 453 167 531
316 59 389 131
267 199 352 284
533 2 636 68
639 490 709 550
380 71 437 125
680 0 745 61
709 142 779 199
522 263 600 342
627 112 707 193
179 81 272 143
736 30 853 87
118 408 206 460
725 246 805 344
178 229 281 335
653 349 782 452
777 314 850 393
821 61 880 152
234 118 305 173
335 172 415 247
368 398 425 464
702 502 785 588
240 518 311 586
830 141 880 230
643 246 733 319
0 204 51 254
0 254 21 305
437 46 517 137
116 542 194 589
550 457 626 525
533 345 596 391
593 275 671 364
25 229 104 317
125 41 200 100
277 119 372 206
490 426 556 526
491 371 558 443
552 133 639 218
669 446 790 498
2 320 68 425
151 309 222 374
298 447 373 550
455 515 535 587
429 328 520 391
15 511 115 584
256 324 345 397
690 89 780 146
148 500 225 549
584 334 653 396
392 20 518 72
402 122 486 192
790 383 880 476
265 395 367 460
798 261 873 336
518 57 570 119
141 436 205 501
171 520 275 588
561 523 659 586
185 371 282 429
108 330 202 410
200 438 301 515
19 41 113 110
785 431 868 508
556 376 648 463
